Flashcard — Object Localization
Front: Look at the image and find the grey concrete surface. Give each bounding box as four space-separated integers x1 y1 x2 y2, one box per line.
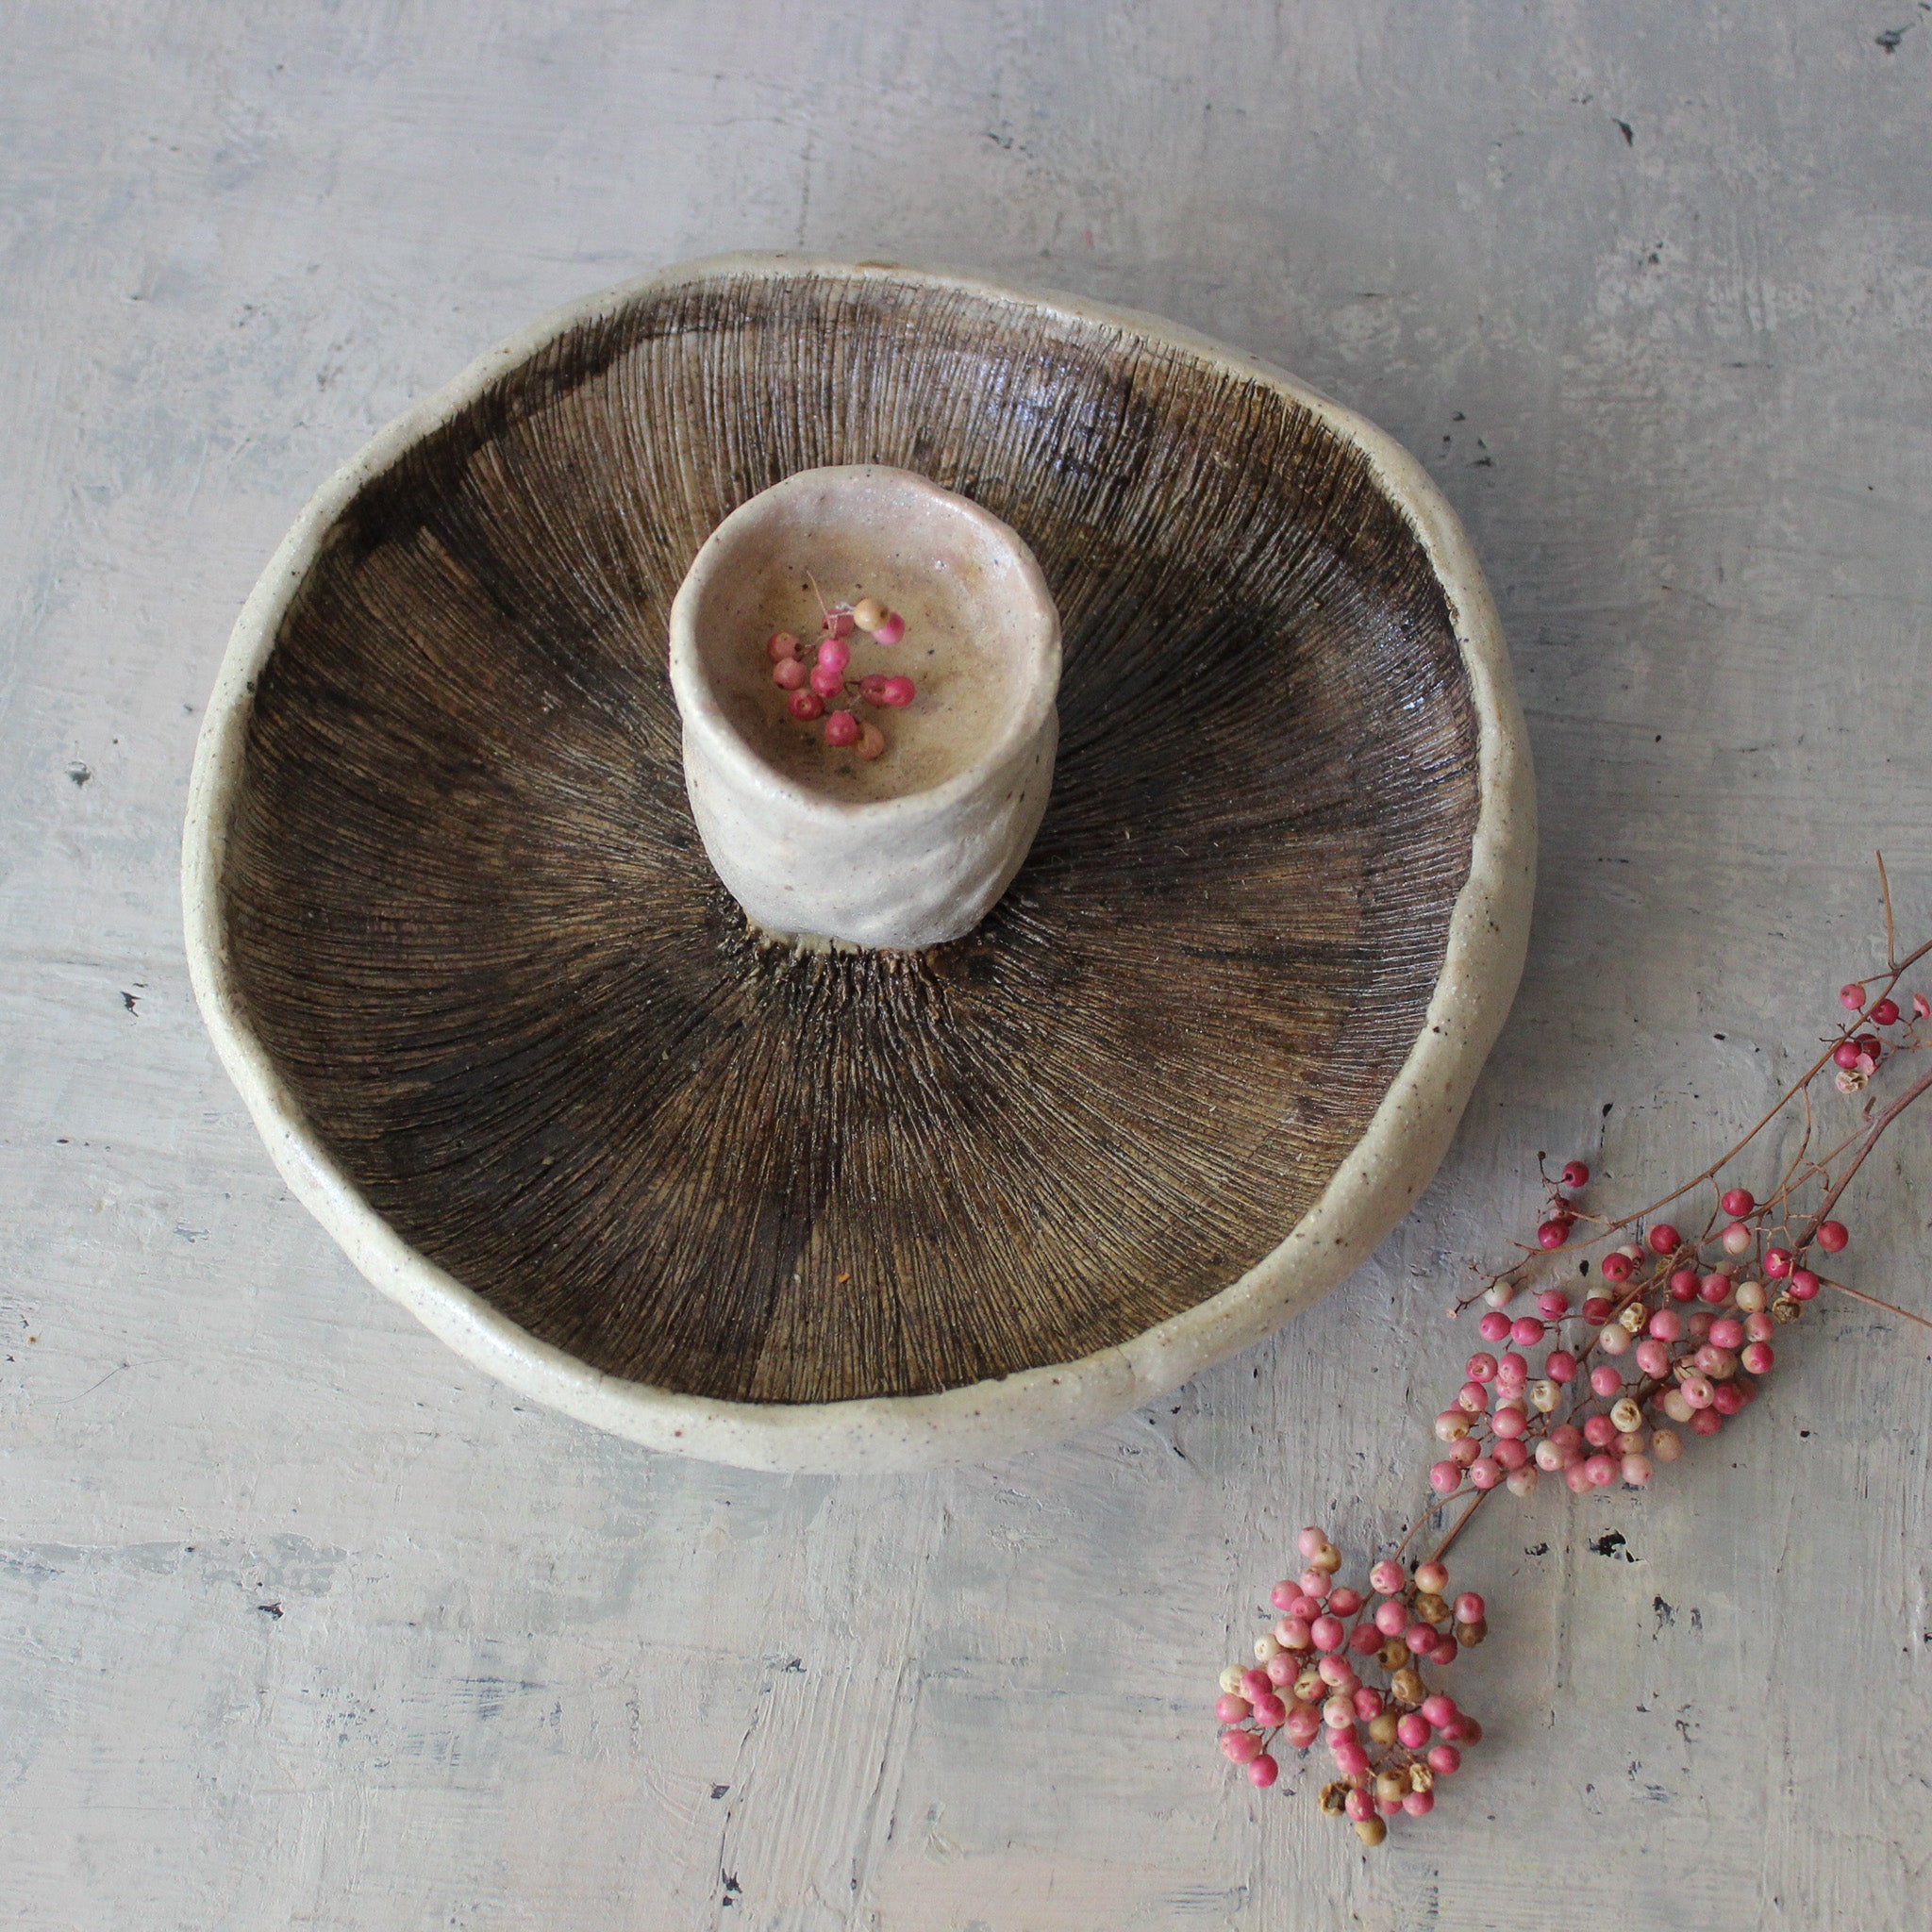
3 4 1929 1927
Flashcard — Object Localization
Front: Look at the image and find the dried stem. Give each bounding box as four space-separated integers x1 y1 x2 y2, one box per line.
1606 933 1932 1233
1795 1060 1932 1254
1820 1274 1932 1332
1428 1489 1491 1566
1879 850 1898 974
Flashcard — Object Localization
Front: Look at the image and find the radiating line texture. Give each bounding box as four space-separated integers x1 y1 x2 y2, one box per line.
223 269 1481 1404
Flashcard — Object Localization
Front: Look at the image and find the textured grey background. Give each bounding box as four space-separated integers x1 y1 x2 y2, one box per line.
4 4 1929 1927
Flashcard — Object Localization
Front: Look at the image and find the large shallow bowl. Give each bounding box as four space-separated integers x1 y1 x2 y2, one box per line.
182 254 1534 1474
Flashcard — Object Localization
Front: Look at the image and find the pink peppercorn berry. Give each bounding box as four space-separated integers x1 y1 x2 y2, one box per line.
1840 983 1866 1011
1788 1268 1820 1301
772 657 808 690
1561 1159 1591 1188
817 635 851 675
766 630 801 662
873 610 906 645
1764 1248 1792 1278
1815 1220 1848 1254
1600 1253 1634 1285
1477 1310 1511 1343
1872 997 1902 1026
1247 1753 1278 1788
877 675 916 707
787 691 824 722
1538 1221 1569 1250
1648 1224 1681 1256
1721 1187 1755 1217
824 710 859 748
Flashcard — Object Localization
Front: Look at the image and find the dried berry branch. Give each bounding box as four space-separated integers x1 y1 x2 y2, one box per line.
1213 863 1932 1844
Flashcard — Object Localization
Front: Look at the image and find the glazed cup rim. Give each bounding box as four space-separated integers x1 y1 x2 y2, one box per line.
668 463 1062 824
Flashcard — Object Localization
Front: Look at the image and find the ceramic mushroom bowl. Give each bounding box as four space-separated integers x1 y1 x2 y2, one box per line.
183 254 1535 1474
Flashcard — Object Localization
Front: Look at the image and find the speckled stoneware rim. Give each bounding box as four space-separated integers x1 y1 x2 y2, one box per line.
183 252 1535 1474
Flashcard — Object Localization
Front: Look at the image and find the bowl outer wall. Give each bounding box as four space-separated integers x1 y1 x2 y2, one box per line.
181 253 1537 1474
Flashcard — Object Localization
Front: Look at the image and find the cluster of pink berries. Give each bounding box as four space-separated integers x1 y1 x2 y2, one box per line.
1212 926 1932 1842
765 591 915 759
1428 974 1929 1502
1834 980 1930 1091
1435 1158 1795 1498
1215 1528 1485 1847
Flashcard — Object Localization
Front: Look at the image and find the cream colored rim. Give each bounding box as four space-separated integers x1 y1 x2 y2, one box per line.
181 253 1536 1474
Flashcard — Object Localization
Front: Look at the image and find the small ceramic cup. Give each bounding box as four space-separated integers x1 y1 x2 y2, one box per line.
668 465 1060 951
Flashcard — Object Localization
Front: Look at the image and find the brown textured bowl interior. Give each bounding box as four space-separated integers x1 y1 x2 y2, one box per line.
223 268 1480 1406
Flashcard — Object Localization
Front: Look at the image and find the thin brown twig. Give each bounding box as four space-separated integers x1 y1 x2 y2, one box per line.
1597 933 1932 1238
1767 1078 1817 1216
1879 850 1898 974
1819 1274 1932 1332
1794 1060 1932 1254
1428 1489 1491 1566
